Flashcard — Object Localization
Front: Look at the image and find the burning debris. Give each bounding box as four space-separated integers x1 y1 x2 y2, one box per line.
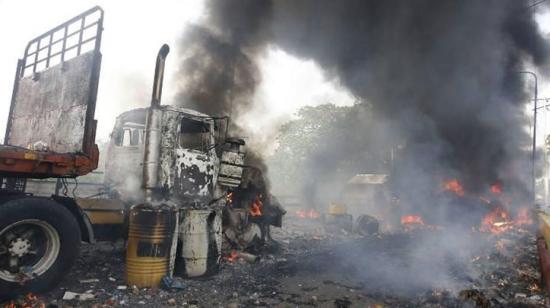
223 167 286 256
248 195 263 217
400 215 425 226
3 0 550 307
443 179 466 197
480 206 534 235
3 293 45 308
5 213 544 307
295 208 321 219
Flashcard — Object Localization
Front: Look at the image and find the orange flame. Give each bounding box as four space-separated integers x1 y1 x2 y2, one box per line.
249 194 263 217
5 293 46 308
490 183 502 195
296 208 320 219
480 206 533 234
225 250 239 262
443 179 465 196
226 192 233 205
401 215 425 225
480 207 512 234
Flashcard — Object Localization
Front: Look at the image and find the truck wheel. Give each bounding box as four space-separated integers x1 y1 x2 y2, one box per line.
0 198 81 300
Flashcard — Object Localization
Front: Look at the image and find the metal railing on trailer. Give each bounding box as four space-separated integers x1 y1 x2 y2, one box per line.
4 6 104 149
1 6 104 179
20 6 104 77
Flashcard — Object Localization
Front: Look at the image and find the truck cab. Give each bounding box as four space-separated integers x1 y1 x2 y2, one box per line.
104 106 236 204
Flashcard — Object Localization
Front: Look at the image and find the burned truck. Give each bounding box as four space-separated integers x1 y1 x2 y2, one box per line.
0 7 284 299
99 46 284 279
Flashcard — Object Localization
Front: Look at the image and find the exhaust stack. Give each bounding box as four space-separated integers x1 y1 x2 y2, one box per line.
151 44 170 107
143 44 170 201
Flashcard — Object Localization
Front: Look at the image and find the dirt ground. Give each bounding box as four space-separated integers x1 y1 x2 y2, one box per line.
3 215 548 308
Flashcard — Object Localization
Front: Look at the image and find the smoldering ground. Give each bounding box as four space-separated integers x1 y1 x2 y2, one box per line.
175 0 549 294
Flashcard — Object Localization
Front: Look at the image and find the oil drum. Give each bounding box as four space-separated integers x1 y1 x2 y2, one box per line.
126 204 179 287
176 209 222 277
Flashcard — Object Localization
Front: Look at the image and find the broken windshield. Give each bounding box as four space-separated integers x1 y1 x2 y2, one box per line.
179 117 212 152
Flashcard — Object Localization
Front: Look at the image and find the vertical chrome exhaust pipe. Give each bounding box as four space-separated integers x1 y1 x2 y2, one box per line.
143 44 170 201
151 44 170 107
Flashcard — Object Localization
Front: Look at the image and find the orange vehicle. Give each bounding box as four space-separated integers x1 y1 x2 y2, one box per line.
0 7 103 300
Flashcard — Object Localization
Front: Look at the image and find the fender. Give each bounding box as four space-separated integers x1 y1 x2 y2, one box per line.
51 195 95 243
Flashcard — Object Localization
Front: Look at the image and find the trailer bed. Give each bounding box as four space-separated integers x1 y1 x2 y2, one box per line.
0 144 98 178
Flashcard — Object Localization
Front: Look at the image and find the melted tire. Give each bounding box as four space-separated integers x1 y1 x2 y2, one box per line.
0 197 81 301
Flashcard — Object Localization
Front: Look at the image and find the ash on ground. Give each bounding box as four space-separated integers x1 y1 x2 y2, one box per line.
5 215 547 308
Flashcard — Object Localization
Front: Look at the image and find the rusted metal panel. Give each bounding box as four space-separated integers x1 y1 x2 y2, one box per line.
0 144 98 178
173 148 216 198
218 151 245 188
537 236 550 295
6 51 101 154
540 212 550 248
158 109 219 202
538 213 550 294
76 198 126 225
104 105 230 204
5 6 103 157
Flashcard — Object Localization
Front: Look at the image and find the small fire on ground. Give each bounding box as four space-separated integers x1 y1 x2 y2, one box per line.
401 215 425 225
443 179 465 196
295 208 321 219
401 179 534 234
480 206 533 234
4 293 45 308
224 250 239 263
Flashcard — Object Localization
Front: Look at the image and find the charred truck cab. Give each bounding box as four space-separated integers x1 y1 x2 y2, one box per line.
106 45 247 283
105 106 237 203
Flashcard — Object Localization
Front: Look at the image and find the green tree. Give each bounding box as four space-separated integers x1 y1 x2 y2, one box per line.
268 103 393 204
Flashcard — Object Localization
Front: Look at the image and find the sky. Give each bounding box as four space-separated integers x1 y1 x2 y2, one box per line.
0 0 355 148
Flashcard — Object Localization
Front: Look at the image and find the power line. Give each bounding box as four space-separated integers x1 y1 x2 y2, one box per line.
528 0 547 9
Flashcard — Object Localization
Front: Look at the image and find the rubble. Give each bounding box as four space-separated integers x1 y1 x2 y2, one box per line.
62 291 95 301
355 214 380 235
79 278 100 284
161 276 186 290
1 215 547 307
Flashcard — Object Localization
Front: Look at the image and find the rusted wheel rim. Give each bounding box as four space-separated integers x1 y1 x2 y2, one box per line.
0 219 60 282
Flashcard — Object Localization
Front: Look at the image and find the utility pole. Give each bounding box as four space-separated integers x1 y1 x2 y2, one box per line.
518 71 538 207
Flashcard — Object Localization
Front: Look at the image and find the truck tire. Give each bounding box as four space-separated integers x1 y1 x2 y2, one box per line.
0 197 81 300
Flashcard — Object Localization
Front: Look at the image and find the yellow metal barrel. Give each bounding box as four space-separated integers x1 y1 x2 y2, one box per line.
126 204 178 288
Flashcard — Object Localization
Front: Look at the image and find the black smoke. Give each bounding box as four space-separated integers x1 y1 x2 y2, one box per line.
176 0 548 206
175 0 271 117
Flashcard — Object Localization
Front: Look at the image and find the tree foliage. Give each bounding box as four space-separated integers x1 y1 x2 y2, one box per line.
268 103 393 202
